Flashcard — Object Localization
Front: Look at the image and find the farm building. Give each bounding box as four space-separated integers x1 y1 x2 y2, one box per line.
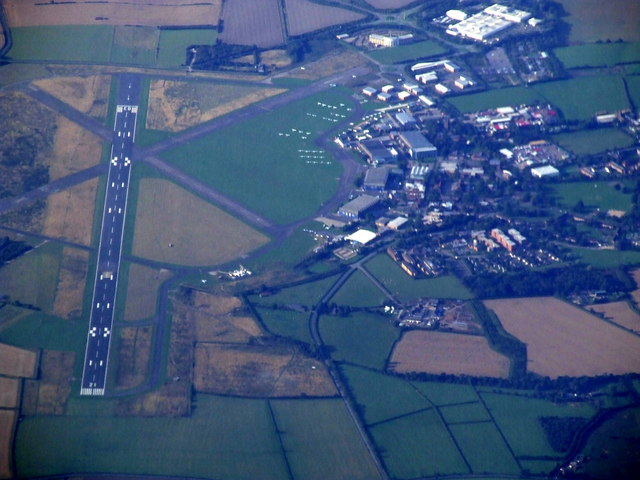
362 86 377 96
397 91 412 101
338 194 380 218
377 92 393 102
403 83 423 95
435 83 450 95
398 131 437 160
363 167 390 191
416 71 438 84
360 139 396 164
381 84 395 93
530 165 559 178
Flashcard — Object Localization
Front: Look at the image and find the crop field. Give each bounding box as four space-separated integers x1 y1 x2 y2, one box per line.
364 0 416 8
254 307 313 344
371 408 469 478
34 75 111 120
320 312 400 370
219 0 284 48
627 75 640 111
480 391 595 459
122 263 172 321
569 246 640 268
632 269 640 305
193 343 335 397
590 301 640 333
52 248 89 319
157 29 217 67
111 26 158 66
0 242 61 312
367 40 447 64
251 275 339 308
449 422 520 475
285 0 365 36
0 343 37 378
16 394 289 479
555 42 640 68
4 0 222 27
9 26 113 62
331 270 389 307
552 180 633 212
271 399 379 480
364 254 474 301
0 410 16 478
485 297 640 377
553 128 635 156
114 326 152 390
29 350 75 415
341 365 432 425
558 0 640 43
131 178 268 266
449 76 629 121
389 331 510 378
0 377 20 408
147 79 286 132
161 90 352 224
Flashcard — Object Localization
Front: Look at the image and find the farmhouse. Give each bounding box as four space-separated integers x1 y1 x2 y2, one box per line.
338 194 380 218
398 131 437 160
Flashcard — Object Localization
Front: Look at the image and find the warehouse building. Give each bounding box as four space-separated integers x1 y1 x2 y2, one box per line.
395 111 417 128
398 131 437 160
360 139 396 164
530 165 559 178
338 194 380 218
363 167 390 191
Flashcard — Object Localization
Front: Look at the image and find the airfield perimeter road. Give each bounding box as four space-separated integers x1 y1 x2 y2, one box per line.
80 75 140 396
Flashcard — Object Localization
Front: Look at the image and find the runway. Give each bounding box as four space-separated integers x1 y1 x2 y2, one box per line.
80 75 140 396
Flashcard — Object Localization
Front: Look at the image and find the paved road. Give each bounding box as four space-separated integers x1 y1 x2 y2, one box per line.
80 75 140 396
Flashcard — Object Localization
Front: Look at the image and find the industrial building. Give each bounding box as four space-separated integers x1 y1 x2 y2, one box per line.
338 194 380 218
398 131 437 160
360 139 396 164
363 167 390 191
445 4 530 42
530 165 559 178
396 111 417 128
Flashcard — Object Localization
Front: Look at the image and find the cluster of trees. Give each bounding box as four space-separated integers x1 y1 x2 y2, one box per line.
463 265 631 299
0 237 30 264
191 42 258 70
539 416 589 452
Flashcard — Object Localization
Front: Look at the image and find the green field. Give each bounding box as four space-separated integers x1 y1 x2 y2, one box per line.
250 274 339 308
552 128 635 155
246 224 319 270
552 181 633 212
271 399 380 480
0 242 62 312
320 312 400 369
157 29 218 67
570 247 640 268
449 76 629 121
480 392 595 459
341 365 432 425
254 307 313 344
554 42 640 68
366 40 447 64
626 75 640 110
330 270 389 307
371 408 469 478
364 254 474 302
16 394 288 480
439 402 491 424
449 422 520 475
161 90 353 224
411 381 479 406
110 26 158 66
9 26 114 62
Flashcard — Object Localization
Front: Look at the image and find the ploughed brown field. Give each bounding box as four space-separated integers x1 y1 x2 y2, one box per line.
0 410 16 478
590 301 640 334
389 330 511 378
4 0 222 27
485 297 640 378
284 0 365 36
0 377 20 409
218 0 284 47
0 343 37 378
364 0 416 9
